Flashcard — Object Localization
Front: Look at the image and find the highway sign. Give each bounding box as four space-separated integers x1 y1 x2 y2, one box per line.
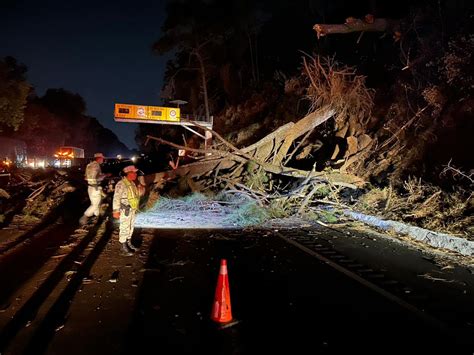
114 103 180 123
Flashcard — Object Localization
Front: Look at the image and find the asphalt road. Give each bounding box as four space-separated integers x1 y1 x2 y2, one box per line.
1 225 473 355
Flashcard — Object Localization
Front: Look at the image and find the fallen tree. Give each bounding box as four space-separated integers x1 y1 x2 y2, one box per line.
143 106 365 216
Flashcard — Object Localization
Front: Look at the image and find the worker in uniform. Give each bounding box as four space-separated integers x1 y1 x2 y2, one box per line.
80 152 107 225
113 165 145 255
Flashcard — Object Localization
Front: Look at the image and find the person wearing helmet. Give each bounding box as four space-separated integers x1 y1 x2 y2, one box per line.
112 164 145 255
80 153 106 225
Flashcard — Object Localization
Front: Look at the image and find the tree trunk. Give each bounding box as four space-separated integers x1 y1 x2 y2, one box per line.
273 106 335 165
313 17 400 39
194 50 211 122
247 30 257 84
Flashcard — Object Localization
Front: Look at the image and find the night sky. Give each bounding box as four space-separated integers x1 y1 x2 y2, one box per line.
1 0 170 149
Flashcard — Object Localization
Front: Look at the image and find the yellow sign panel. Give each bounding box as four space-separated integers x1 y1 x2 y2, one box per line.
114 103 180 122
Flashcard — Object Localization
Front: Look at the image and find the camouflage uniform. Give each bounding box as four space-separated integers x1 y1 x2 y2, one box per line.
113 178 140 243
83 161 105 217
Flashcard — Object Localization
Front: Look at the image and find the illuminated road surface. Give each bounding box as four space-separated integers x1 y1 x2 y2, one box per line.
1 224 473 355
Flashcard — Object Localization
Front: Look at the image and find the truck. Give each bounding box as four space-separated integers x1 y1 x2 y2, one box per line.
53 146 85 168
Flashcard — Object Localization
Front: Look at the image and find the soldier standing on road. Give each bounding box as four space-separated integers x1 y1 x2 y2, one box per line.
80 153 107 225
112 165 145 255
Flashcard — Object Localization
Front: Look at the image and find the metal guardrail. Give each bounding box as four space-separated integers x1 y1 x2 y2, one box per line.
179 114 213 126
179 113 212 122
114 114 213 129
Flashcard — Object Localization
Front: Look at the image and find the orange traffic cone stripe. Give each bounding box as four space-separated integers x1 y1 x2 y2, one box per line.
211 259 233 323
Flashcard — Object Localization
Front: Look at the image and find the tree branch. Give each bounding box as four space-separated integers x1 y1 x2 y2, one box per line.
313 17 400 39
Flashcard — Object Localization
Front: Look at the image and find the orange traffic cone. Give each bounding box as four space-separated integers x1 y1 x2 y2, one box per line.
211 259 233 324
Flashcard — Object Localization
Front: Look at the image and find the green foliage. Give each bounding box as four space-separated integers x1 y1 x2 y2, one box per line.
223 201 269 227
314 185 331 198
267 199 292 219
243 166 269 190
317 210 339 223
245 160 257 173
147 192 268 227
13 92 129 157
0 57 30 131
145 0 269 145
41 88 86 118
303 209 339 224
148 193 209 212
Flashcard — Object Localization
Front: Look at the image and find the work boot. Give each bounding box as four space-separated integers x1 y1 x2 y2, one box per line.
126 239 139 252
120 242 133 256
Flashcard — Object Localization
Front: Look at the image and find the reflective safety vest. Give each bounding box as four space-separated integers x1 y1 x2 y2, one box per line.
123 178 140 210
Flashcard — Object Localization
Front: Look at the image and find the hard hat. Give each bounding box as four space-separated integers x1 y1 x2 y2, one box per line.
94 153 105 158
123 165 138 174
